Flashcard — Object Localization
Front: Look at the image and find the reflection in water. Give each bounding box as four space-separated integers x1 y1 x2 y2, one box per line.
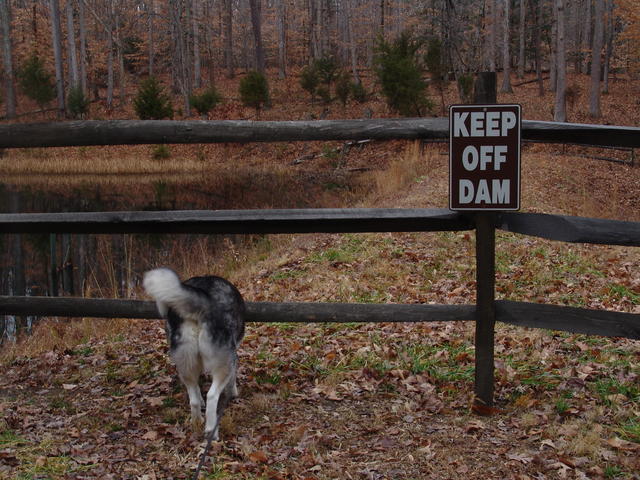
0 163 359 341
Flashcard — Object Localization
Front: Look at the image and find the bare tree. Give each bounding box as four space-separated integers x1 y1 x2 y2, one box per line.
106 1 114 108
589 0 604 117
602 0 614 94
50 0 66 115
78 0 88 93
582 0 592 74
489 0 497 71
550 0 557 92
554 0 567 122
0 0 16 118
276 0 286 78
517 0 526 79
501 0 513 93
66 0 80 88
223 0 234 78
249 0 265 72
532 0 544 96
192 0 201 89
147 0 155 77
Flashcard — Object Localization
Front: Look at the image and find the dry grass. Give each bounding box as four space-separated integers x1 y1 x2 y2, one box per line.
0 317 131 363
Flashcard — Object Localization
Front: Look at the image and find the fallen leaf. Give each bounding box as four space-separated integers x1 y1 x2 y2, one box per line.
249 450 268 463
141 430 159 441
607 436 640 451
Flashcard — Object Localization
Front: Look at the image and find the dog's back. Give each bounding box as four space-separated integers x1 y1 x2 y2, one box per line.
143 268 245 438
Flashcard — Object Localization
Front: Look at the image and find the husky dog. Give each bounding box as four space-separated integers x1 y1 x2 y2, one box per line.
143 268 245 440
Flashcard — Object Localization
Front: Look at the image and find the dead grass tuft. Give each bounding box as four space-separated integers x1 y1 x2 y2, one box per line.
0 317 131 364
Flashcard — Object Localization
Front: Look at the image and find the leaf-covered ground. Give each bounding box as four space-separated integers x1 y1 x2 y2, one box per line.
1 74 640 479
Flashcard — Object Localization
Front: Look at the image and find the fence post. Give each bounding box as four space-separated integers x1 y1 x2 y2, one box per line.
473 72 497 408
474 213 496 407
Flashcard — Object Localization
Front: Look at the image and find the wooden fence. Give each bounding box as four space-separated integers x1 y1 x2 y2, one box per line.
1 118 639 408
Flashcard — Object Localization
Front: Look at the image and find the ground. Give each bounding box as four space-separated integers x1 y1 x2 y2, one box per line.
1 73 639 479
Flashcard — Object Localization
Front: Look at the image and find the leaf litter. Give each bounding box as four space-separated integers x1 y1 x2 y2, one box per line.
1 78 640 479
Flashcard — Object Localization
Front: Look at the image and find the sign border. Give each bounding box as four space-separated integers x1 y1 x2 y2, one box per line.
448 103 522 212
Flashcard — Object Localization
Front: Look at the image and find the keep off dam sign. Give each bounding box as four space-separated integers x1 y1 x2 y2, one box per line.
449 104 521 211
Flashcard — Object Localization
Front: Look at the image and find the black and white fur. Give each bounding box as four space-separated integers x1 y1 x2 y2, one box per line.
143 268 245 440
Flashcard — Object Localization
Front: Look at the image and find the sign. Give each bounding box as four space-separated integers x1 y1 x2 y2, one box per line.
449 104 521 211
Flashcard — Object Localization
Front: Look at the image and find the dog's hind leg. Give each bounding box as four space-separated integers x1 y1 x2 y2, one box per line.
171 332 205 430
202 352 235 440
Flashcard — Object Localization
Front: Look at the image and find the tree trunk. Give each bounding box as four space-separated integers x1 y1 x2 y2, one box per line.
0 0 16 119
589 0 604 117
78 0 88 94
346 0 360 83
582 0 592 74
249 0 264 72
602 0 614 94
50 0 66 116
116 7 125 107
517 0 526 79
9 191 25 336
489 0 497 71
106 2 114 108
554 0 567 122
550 0 557 92
501 0 513 93
533 0 544 96
193 0 201 89
148 0 154 76
66 0 79 88
61 233 74 295
276 0 286 78
223 0 234 78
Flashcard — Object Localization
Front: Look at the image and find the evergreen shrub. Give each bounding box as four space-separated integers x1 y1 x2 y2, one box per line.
239 71 270 117
133 77 174 120
17 53 56 109
189 86 222 117
374 32 432 116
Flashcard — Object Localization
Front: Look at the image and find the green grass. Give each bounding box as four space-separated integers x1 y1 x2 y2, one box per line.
0 430 27 447
616 417 640 443
604 464 625 479
608 284 640 304
593 378 639 405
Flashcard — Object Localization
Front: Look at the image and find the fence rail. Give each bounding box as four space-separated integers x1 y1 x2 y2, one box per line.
2 296 638 340
1 208 638 246
1 119 639 148
2 116 640 408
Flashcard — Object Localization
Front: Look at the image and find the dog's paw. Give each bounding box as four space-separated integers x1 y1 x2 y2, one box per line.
190 413 204 433
204 426 219 442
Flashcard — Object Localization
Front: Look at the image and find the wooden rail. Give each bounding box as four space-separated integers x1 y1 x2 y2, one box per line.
0 208 473 235
1 209 638 247
2 114 639 409
1 119 639 148
2 296 637 340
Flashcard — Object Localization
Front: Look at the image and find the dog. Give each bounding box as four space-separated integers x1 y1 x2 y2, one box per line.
143 268 245 440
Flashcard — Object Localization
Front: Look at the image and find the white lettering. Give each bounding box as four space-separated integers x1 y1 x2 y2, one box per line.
479 146 493 170
462 146 478 170
485 111 501 136
453 112 469 137
459 179 474 203
493 145 508 170
501 111 517 136
493 179 510 203
476 180 491 203
470 112 484 136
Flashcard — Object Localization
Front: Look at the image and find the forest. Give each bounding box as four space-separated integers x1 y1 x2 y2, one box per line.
0 0 639 122
1 1 640 480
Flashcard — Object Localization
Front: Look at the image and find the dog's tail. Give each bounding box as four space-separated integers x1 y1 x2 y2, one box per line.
143 268 207 320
